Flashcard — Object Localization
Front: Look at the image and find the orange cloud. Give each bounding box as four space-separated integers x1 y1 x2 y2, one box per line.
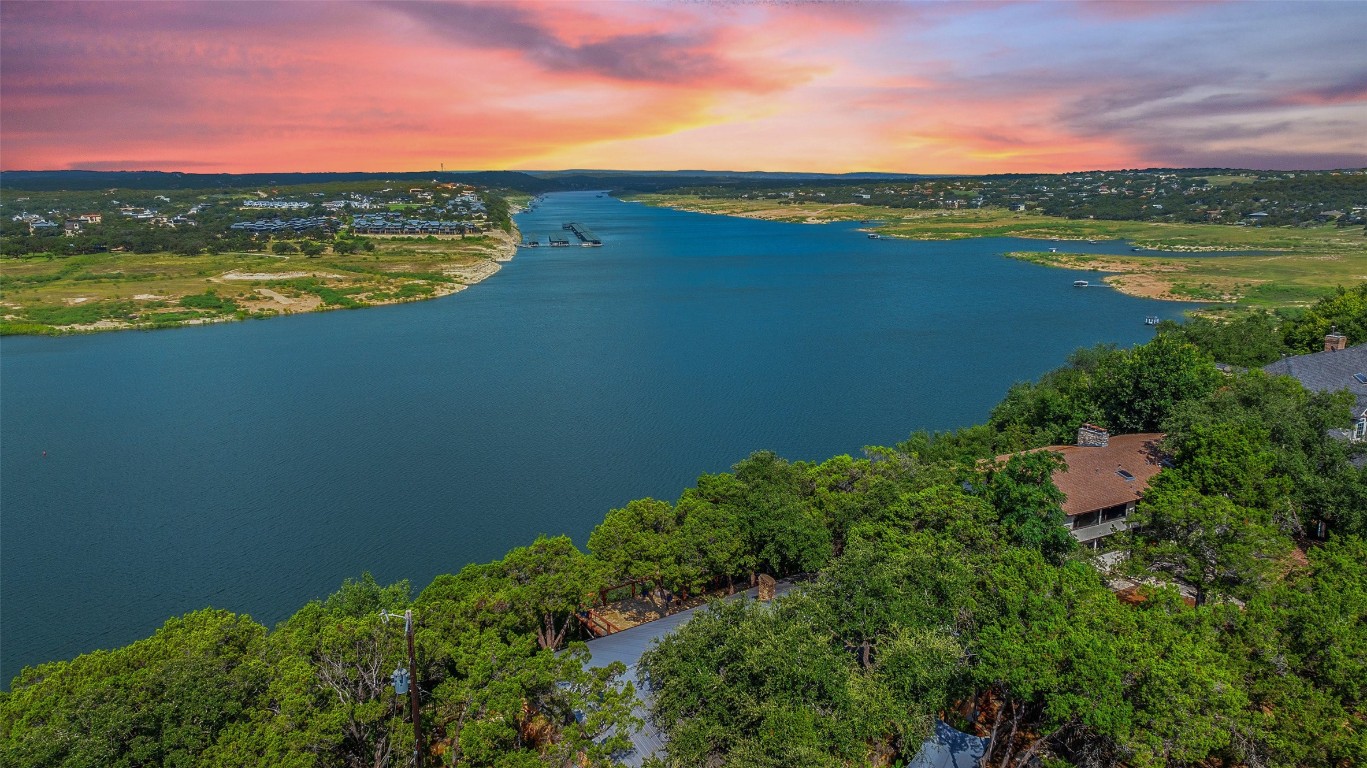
2 1 1363 173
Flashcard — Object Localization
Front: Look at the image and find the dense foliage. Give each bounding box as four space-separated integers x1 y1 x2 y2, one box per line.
1159 283 1367 366
4 288 1367 767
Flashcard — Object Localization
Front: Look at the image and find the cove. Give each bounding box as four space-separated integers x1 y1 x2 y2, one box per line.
0 191 1187 684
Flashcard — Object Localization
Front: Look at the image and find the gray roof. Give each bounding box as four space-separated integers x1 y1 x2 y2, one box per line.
906 720 990 768
1263 343 1367 415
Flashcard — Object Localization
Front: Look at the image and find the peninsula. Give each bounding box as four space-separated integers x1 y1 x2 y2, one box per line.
0 178 522 335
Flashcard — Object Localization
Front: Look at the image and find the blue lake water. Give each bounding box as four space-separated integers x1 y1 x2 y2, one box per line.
0 192 1188 683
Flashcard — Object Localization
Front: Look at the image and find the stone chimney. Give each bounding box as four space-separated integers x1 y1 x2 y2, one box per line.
757 574 777 602
1077 423 1110 447
1325 327 1348 352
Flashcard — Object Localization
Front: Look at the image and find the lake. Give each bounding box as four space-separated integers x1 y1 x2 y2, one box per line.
0 191 1186 683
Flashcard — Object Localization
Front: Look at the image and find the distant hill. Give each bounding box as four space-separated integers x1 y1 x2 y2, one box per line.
524 169 933 180
0 169 930 193
0 170 552 193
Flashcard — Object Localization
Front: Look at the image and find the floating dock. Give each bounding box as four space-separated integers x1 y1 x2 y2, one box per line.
564 222 603 246
549 234 570 247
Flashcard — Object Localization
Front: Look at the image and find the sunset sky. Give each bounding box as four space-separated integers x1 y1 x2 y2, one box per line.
3 1 1365 175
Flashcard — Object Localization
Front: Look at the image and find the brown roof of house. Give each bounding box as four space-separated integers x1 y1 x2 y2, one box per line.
996 433 1166 516
1049 433 1165 516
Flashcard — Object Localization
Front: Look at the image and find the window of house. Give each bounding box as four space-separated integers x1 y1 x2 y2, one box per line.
1072 510 1101 528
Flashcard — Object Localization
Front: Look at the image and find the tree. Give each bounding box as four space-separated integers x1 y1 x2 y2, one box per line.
988 345 1114 450
1281 283 1367 354
808 532 973 669
1163 369 1366 535
640 599 886 768
425 632 638 767
673 493 750 593
498 535 605 650
983 451 1075 561
254 573 414 768
1093 334 1222 432
0 610 270 768
1162 419 1289 513
586 498 682 591
1126 477 1291 606
1225 537 1367 766
1157 311 1287 367
730 451 832 576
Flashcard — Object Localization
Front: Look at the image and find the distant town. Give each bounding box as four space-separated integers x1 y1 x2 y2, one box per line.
667 168 1367 229
1 180 499 257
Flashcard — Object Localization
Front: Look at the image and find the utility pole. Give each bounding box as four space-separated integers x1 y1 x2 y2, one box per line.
404 610 424 767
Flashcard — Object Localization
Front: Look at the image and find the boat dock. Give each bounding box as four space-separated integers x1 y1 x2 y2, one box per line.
564 222 603 246
548 234 570 247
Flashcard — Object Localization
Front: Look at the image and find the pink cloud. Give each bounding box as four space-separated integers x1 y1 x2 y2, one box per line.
2 0 1363 174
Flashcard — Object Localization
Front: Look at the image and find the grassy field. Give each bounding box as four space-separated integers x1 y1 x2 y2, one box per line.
626 195 1366 306
1006 250 1366 306
0 231 515 335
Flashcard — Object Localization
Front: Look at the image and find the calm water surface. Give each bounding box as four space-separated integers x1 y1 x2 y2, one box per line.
0 192 1186 682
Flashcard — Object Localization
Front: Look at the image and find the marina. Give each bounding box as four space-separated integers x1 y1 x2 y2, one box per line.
564 221 603 245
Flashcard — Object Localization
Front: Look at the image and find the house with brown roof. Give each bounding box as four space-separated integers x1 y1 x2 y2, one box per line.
1012 425 1166 549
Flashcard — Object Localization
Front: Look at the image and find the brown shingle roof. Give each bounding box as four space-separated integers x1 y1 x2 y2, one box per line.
996 433 1166 516
1048 433 1165 515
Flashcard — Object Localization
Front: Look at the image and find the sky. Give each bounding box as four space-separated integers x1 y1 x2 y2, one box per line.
2 0 1365 175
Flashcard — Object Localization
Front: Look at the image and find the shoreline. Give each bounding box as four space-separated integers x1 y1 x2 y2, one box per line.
1004 251 1215 303
5 226 520 337
626 195 1361 308
628 195 1214 302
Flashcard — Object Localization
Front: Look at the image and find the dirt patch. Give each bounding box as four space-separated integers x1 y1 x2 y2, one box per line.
57 319 130 332
65 297 91 305
445 260 501 284
1103 273 1195 301
217 270 343 281
238 288 323 313
594 590 719 632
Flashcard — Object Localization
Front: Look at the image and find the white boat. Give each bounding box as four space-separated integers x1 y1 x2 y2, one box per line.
1074 280 1088 287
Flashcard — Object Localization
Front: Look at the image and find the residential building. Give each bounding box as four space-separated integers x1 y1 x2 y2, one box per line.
1263 337 1367 443
1006 426 1166 548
